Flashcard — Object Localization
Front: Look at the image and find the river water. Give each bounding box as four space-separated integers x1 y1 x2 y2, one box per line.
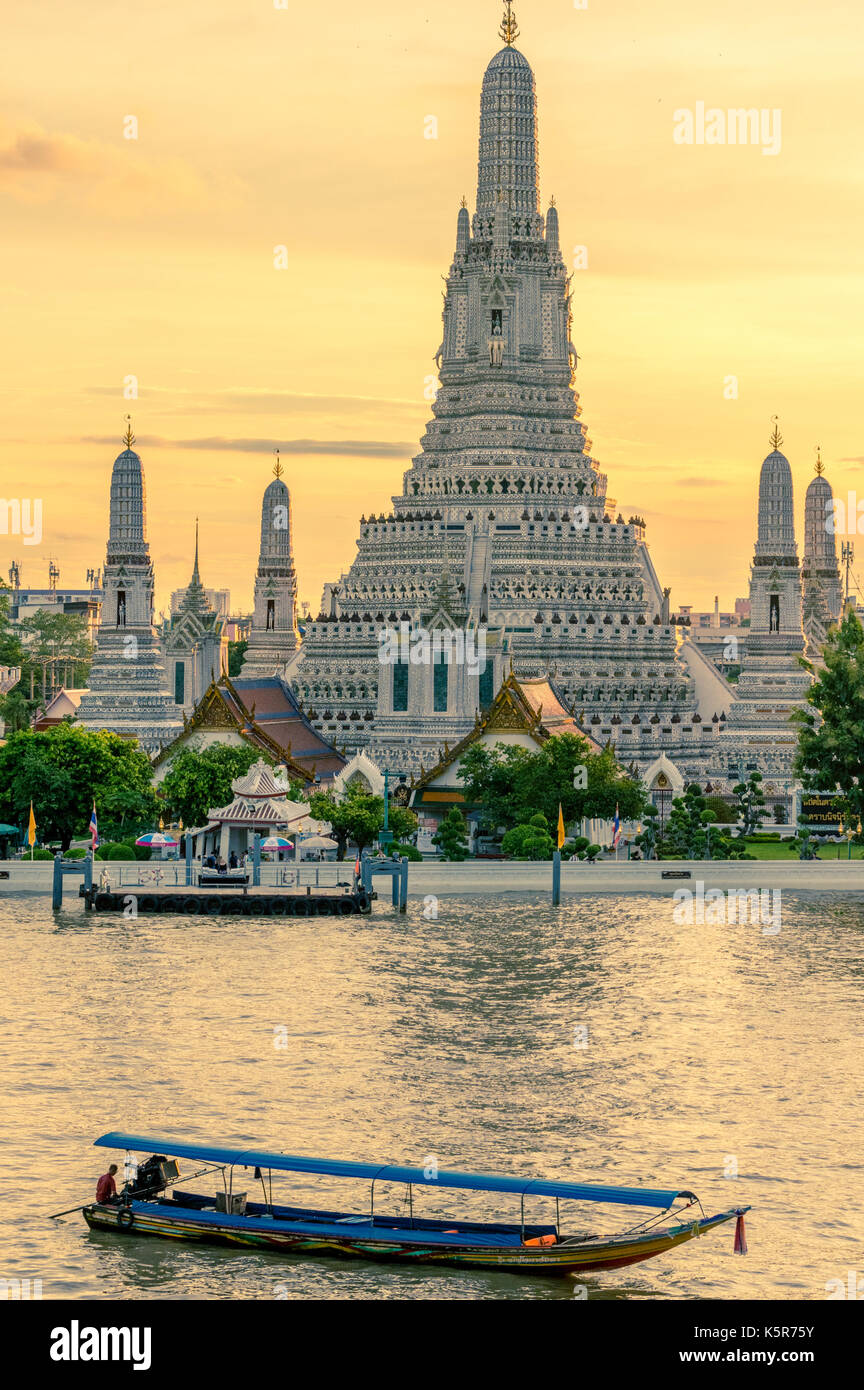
3 891 862 1301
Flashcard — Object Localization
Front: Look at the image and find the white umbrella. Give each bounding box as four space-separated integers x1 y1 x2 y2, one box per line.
299 835 338 850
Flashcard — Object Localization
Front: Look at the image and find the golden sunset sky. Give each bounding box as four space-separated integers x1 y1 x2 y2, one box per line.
2 0 862 614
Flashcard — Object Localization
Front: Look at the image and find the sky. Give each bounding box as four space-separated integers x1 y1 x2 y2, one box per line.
1 0 862 615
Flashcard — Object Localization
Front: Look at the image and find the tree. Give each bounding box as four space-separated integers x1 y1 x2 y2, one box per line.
432 806 470 861
158 742 269 828
661 783 749 860
0 723 158 848
733 771 766 837
790 815 821 861
457 733 644 833
17 610 93 703
794 611 864 828
0 687 33 734
308 783 418 860
501 812 554 860
634 803 661 859
227 640 247 677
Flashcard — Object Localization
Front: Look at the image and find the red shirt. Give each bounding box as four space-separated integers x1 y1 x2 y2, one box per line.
96 1172 117 1204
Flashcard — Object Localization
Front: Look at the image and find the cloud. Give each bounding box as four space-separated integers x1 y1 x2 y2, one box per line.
0 119 209 212
83 385 426 417
675 476 723 487
82 434 412 458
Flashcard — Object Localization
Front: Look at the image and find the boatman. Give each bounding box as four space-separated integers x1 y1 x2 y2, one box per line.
96 1164 119 1204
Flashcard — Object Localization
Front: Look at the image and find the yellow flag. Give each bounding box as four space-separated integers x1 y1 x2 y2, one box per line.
27 801 37 847
557 802 565 849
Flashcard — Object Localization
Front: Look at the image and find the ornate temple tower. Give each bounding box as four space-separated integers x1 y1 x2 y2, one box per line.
292 8 720 777
719 424 811 784
162 521 228 713
239 456 299 677
802 451 843 658
77 424 183 753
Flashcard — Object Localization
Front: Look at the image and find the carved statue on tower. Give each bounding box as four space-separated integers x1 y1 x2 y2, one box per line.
488 324 505 367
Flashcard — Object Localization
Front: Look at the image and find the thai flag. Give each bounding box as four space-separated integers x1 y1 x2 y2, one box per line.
611 804 620 849
89 802 99 851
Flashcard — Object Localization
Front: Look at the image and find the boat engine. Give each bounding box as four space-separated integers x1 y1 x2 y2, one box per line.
125 1154 178 1200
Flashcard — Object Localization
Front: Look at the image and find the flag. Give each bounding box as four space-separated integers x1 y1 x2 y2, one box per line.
27 801 36 847
89 802 99 851
557 802 566 850
611 803 620 849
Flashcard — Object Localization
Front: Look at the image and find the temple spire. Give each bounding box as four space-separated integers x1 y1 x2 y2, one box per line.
192 517 201 582
769 415 783 451
123 414 135 450
477 9 539 216
499 3 519 45
815 445 824 476
273 447 284 480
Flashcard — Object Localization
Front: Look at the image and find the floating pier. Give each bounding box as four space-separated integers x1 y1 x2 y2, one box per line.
80 884 371 916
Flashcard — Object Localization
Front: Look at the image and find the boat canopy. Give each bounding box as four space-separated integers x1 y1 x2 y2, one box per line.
94 1132 693 1209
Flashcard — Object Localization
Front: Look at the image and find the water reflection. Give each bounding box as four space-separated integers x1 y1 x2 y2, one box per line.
2 892 862 1299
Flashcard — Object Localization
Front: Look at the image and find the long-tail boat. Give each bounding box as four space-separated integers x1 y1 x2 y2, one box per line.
81 1132 750 1279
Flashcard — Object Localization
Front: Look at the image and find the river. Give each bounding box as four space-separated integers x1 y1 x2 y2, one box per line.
3 890 862 1300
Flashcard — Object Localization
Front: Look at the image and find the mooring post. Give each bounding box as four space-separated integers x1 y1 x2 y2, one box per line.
552 849 561 906
185 834 193 886
391 863 399 907
252 833 261 887
84 849 93 895
399 856 408 913
361 851 371 896
52 852 63 911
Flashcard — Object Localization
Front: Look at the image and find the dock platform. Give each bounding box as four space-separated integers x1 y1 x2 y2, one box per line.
80 883 371 916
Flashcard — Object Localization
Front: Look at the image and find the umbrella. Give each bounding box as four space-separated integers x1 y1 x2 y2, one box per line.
261 836 293 850
135 832 179 847
299 835 338 850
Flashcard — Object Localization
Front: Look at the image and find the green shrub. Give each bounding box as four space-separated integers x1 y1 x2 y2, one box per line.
132 843 151 861
585 843 602 862
562 836 589 859
30 848 54 860
501 818 554 860
705 796 736 824
63 847 87 859
96 842 137 860
391 842 422 862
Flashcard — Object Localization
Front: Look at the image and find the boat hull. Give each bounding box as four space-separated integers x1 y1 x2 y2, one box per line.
83 1201 739 1278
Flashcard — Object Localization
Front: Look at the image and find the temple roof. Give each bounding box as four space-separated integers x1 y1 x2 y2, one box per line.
412 671 602 793
152 673 346 780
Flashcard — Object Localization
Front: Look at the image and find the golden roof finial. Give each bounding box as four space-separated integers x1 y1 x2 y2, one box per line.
769 415 783 451
499 3 519 46
273 447 284 480
815 445 824 476
549 194 556 208
460 194 467 209
123 414 135 449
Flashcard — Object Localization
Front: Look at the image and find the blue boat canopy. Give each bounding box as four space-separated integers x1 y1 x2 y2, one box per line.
94 1133 693 1209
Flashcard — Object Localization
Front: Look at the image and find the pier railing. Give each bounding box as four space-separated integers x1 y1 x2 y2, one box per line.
100 863 352 889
